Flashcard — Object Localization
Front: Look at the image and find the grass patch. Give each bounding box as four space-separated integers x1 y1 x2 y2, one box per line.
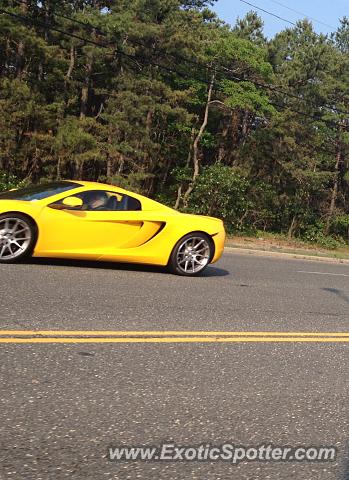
226 232 349 260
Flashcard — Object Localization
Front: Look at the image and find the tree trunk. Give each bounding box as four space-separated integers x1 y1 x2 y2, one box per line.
80 52 93 119
16 0 28 79
241 110 251 146
217 116 230 163
106 157 113 181
75 160 83 179
118 154 125 174
174 127 195 210
287 215 298 238
57 157 61 179
325 132 342 235
182 70 216 207
146 110 152 133
2 38 11 76
66 45 76 81
38 0 51 81
106 136 114 181
174 185 183 210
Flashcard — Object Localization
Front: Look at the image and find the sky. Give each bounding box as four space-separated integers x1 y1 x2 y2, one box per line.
211 0 348 38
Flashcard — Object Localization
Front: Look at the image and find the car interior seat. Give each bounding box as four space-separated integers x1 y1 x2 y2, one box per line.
105 196 119 210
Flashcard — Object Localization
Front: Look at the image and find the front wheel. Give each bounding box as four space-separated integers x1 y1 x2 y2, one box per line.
0 214 36 263
169 232 213 276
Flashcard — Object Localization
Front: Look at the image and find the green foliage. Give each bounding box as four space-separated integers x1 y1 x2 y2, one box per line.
106 172 155 193
301 224 344 250
54 117 100 172
233 11 266 45
0 172 25 192
187 164 252 232
247 181 280 231
221 80 276 116
329 215 349 240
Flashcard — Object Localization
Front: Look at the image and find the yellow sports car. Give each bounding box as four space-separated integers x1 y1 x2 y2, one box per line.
0 181 225 276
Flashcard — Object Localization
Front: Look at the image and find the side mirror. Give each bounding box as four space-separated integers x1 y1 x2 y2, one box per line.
62 196 83 208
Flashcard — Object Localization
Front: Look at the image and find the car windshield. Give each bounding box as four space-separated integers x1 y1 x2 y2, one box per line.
0 182 81 201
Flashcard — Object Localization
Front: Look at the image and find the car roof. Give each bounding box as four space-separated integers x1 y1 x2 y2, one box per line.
69 180 125 190
66 180 134 196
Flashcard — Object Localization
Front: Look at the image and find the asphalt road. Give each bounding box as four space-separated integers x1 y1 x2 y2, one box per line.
1 252 349 479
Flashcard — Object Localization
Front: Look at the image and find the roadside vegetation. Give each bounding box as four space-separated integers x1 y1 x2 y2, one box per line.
1 0 349 247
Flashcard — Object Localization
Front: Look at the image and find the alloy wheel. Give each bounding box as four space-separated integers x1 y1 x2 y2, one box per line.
0 217 32 260
176 236 211 274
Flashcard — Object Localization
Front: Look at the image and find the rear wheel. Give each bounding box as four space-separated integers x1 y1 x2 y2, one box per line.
169 232 213 276
0 214 36 263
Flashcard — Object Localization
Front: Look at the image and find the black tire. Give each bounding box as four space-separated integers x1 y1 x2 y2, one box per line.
0 213 37 263
168 232 214 276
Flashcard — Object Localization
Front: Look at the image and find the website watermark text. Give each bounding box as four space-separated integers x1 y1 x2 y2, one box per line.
107 443 337 464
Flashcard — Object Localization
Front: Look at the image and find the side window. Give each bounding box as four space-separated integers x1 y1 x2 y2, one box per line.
63 190 142 211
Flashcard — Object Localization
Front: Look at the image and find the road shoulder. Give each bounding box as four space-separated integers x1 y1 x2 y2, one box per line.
225 244 349 265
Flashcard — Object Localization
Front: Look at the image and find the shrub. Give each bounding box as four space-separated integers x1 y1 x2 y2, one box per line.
301 222 344 249
0 172 24 192
187 164 252 232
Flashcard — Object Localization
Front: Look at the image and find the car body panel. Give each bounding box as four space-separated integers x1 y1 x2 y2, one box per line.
0 181 225 266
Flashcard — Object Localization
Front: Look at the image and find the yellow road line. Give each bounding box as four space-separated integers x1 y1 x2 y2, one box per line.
1 330 349 343
1 330 349 337
1 336 349 343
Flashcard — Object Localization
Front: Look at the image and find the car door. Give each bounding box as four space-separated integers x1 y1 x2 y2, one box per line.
35 190 160 259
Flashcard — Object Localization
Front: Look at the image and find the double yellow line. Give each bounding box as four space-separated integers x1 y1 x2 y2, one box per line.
1 330 349 343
